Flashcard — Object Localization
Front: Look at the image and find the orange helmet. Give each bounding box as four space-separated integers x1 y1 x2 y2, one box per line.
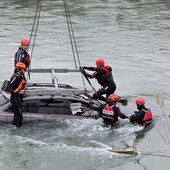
96 58 105 66
15 62 26 70
21 38 30 46
136 98 145 106
108 94 120 103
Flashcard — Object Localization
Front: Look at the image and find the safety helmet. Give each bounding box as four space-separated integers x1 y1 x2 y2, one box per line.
21 38 30 46
136 98 145 106
108 94 120 103
15 62 26 70
96 58 105 66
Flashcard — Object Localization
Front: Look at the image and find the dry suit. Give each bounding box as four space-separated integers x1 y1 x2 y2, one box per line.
102 104 128 126
8 72 26 128
130 105 153 126
14 47 30 68
82 66 116 102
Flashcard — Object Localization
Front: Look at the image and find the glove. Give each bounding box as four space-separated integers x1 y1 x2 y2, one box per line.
125 115 129 119
79 67 85 74
79 66 83 70
19 90 26 95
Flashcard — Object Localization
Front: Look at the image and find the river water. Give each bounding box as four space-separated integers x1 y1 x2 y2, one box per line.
0 0 170 169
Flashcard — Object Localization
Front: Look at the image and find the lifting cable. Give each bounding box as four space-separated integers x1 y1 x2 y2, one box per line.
27 0 43 80
155 95 170 147
63 0 87 91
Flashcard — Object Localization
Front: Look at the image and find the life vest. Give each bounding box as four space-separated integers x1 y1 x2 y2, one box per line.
102 105 115 120
142 108 153 126
96 65 114 86
14 48 30 68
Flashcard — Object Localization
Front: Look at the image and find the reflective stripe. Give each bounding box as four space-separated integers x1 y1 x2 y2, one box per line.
102 105 115 119
10 77 16 84
14 79 26 93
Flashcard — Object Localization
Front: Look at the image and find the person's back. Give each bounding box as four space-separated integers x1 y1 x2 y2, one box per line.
102 94 128 126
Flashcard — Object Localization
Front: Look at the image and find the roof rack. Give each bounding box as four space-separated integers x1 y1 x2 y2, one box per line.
27 68 81 95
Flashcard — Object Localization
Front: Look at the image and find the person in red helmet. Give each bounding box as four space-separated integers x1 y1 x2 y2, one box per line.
80 58 116 102
8 62 27 128
129 98 153 126
101 94 128 126
14 38 31 69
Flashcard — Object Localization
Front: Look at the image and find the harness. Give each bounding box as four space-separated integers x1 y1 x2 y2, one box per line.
95 65 114 86
101 65 112 77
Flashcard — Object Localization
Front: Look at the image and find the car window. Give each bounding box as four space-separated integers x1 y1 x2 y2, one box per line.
22 99 73 115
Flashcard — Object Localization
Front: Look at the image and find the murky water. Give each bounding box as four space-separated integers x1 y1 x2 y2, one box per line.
0 0 170 169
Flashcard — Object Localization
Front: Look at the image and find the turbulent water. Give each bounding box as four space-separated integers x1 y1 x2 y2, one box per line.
0 0 170 169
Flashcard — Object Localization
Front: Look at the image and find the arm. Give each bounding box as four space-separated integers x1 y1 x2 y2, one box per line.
82 67 97 71
79 67 96 79
115 106 128 119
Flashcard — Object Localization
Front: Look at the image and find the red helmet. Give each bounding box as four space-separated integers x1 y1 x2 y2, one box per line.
21 39 30 46
108 94 120 103
136 98 145 106
96 58 105 66
15 62 26 70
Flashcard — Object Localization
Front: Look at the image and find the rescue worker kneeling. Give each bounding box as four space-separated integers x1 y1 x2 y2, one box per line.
130 98 153 127
8 62 26 128
102 94 128 126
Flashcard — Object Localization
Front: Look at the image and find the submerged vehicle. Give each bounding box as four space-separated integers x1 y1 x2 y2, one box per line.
0 68 104 124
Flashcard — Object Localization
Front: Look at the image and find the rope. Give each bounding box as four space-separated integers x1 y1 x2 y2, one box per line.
63 0 77 68
30 0 42 60
155 95 170 146
140 152 170 158
62 0 86 91
27 0 43 80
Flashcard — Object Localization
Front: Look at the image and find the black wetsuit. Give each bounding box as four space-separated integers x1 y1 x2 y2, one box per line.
8 72 26 128
14 47 30 68
89 102 128 126
102 104 128 126
82 66 116 102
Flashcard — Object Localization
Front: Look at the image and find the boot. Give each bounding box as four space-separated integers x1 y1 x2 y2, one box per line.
11 118 16 125
16 117 23 128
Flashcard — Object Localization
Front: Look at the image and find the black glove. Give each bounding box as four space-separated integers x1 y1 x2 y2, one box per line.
79 67 85 74
79 66 83 70
125 115 129 119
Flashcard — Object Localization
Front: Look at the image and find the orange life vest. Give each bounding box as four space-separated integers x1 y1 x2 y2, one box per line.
142 108 153 126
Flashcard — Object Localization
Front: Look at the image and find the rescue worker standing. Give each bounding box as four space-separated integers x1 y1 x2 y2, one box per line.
102 94 128 126
80 58 116 102
8 62 27 128
14 38 30 68
130 98 153 126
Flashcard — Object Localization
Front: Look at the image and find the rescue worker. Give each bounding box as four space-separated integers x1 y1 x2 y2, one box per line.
130 98 153 127
14 38 30 68
8 62 27 128
102 94 128 126
80 58 116 102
